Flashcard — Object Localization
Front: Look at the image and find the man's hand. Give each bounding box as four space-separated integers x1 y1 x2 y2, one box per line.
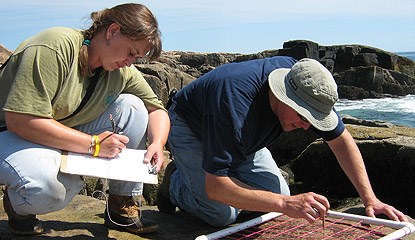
282 192 329 224
365 198 408 222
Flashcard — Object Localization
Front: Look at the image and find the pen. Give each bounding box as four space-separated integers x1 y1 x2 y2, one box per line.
109 114 116 133
100 114 118 143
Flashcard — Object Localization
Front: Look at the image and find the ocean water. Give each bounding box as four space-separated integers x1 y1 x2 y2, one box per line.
396 51 415 61
335 95 415 127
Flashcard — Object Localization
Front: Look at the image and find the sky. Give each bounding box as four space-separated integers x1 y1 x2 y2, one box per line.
1 0 414 54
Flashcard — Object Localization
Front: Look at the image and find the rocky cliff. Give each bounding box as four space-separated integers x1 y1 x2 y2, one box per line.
2 40 414 102
133 40 415 103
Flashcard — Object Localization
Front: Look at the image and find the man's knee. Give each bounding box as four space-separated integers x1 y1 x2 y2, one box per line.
202 207 238 227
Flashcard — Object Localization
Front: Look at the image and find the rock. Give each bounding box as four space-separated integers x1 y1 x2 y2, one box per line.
290 123 415 218
335 66 415 98
1 194 414 239
268 128 320 167
280 40 320 60
341 115 395 128
136 61 196 104
0 194 220 240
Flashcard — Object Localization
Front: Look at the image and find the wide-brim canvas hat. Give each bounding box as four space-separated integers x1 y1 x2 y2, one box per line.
269 58 339 131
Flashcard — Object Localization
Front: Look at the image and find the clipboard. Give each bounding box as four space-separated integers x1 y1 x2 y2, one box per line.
60 148 158 184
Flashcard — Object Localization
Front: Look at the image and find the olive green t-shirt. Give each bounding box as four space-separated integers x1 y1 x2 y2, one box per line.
0 27 165 127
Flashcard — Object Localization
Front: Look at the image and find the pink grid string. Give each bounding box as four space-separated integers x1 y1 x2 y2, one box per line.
322 219 365 239
222 215 389 240
296 217 336 239
355 225 387 239
223 218 297 239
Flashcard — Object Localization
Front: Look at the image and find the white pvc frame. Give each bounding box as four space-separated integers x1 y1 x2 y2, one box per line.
195 210 415 240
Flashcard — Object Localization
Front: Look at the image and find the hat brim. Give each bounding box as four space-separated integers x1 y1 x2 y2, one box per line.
268 68 338 131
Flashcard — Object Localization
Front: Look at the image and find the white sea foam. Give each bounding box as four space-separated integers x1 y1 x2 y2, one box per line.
335 95 415 127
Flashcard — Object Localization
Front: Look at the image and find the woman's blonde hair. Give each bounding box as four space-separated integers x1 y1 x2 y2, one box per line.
79 3 162 76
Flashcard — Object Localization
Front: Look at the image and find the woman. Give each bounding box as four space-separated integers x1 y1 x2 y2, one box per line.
0 3 169 236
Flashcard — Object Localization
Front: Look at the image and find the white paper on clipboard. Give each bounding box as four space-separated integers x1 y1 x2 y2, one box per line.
60 148 157 184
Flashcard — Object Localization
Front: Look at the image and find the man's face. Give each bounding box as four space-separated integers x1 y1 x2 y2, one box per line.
269 91 311 132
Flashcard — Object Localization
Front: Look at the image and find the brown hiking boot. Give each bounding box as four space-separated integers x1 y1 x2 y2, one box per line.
104 194 159 234
156 161 177 213
3 188 44 236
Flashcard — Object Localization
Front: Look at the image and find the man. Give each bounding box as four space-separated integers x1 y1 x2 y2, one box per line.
157 57 407 227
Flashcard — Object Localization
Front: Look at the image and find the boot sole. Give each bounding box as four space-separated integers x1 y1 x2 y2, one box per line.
104 218 159 234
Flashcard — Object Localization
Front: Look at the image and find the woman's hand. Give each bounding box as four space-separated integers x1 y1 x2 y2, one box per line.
143 142 165 174
145 108 170 173
96 131 129 158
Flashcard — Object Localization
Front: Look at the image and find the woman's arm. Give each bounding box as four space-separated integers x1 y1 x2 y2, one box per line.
144 107 170 172
5 111 127 158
